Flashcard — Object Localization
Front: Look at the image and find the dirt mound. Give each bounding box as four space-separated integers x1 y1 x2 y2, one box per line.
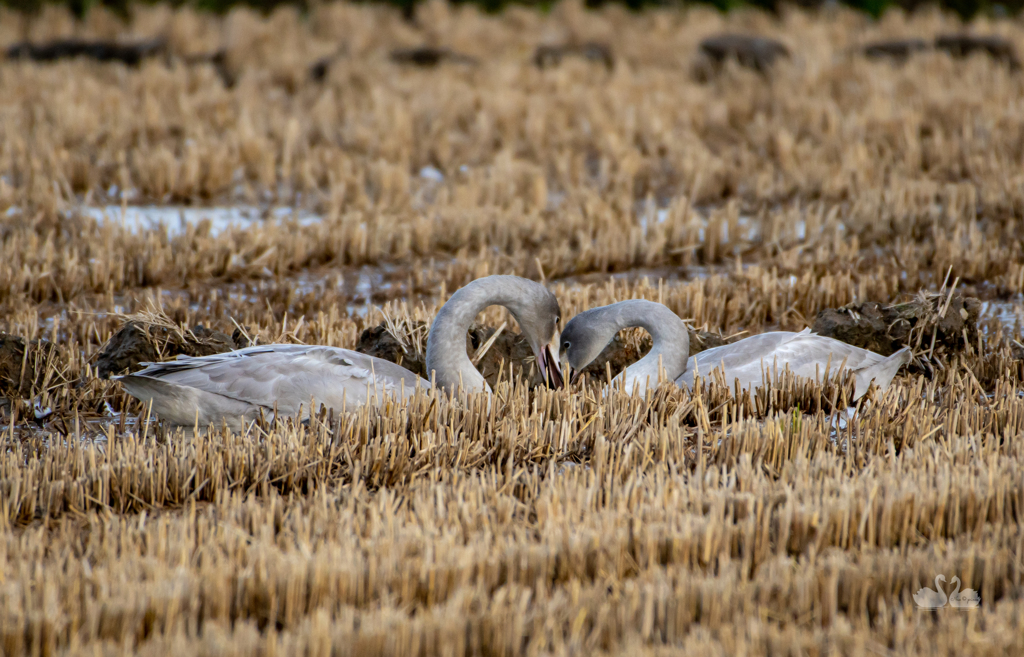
812 292 981 360
5 38 166 66
935 33 1020 69
355 324 428 377
533 42 614 70
696 34 789 75
863 38 930 61
0 334 64 398
95 321 244 379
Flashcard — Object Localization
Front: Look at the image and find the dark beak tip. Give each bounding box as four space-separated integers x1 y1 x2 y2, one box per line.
539 344 565 389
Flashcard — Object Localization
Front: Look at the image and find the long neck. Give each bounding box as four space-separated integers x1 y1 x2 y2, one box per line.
611 300 690 394
425 276 531 394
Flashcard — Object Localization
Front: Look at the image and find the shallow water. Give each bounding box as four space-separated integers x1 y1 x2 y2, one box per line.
979 297 1024 334
79 205 323 238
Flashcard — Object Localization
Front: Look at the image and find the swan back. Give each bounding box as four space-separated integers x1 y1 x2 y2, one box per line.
118 344 428 430
678 330 911 399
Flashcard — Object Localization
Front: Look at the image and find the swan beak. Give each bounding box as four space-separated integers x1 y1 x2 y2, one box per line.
538 342 564 389
569 368 583 386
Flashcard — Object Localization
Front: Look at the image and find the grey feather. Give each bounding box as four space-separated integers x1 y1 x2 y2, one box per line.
115 276 562 431
679 329 912 400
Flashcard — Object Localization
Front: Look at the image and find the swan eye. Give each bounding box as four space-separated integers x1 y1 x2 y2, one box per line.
562 341 571 350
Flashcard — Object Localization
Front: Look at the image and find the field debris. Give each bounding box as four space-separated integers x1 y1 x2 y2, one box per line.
533 42 614 69
0 333 63 397
4 37 166 65
812 291 981 360
935 33 1021 69
861 34 1019 67
95 315 249 379
863 38 930 61
696 33 789 75
389 46 477 66
1 2 1024 654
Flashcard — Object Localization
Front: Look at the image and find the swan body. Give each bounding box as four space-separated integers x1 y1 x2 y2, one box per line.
947 577 981 608
679 329 912 400
913 575 948 609
560 301 911 400
117 275 563 431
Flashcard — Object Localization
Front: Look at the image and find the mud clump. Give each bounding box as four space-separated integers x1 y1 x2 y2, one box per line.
95 322 243 379
5 38 166 66
0 333 63 398
389 47 477 67
812 293 981 360
696 34 789 77
935 33 1020 69
534 42 614 70
355 324 427 378
863 39 930 61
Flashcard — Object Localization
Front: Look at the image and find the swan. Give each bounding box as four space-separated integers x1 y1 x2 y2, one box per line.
117 275 564 431
913 574 948 609
558 299 912 399
947 576 981 608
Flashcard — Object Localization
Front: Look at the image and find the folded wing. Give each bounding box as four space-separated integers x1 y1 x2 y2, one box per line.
118 344 429 428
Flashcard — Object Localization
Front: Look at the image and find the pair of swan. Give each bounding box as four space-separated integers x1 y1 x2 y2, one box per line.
118 278 910 430
912 574 981 609
558 299 912 400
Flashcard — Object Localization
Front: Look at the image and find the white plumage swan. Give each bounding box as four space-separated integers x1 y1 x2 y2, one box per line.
117 275 564 430
558 300 911 399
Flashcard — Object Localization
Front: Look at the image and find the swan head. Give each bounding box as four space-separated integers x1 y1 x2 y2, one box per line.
502 278 564 389
559 305 621 385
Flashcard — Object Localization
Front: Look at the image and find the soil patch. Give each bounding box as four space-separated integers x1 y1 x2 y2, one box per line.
0 334 63 398
697 34 789 74
95 321 249 379
812 292 981 360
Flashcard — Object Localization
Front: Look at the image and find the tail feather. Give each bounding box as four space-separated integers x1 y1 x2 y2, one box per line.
852 347 912 400
117 374 255 430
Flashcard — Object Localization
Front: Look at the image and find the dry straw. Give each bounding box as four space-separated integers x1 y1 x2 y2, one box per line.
1 1 1023 654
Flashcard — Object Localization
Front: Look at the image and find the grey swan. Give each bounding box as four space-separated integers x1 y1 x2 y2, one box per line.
558 299 911 399
117 275 564 430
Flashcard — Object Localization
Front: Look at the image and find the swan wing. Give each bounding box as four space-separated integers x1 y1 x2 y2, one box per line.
119 344 429 421
680 331 880 387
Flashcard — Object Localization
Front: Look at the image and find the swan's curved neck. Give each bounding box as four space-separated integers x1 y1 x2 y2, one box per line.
611 300 690 393
425 277 533 394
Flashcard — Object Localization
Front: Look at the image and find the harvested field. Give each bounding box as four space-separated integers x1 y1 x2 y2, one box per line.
2 1 1024 655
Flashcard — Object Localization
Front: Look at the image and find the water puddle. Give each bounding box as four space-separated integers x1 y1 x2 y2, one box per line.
77 205 322 238
979 297 1024 335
